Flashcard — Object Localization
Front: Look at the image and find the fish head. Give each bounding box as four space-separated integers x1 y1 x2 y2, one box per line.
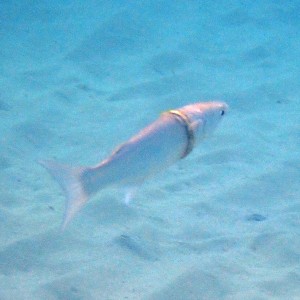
182 101 229 139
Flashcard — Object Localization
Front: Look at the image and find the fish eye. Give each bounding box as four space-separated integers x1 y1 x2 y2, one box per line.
220 110 225 116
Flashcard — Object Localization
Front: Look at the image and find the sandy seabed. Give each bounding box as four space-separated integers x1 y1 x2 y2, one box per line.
0 1 299 299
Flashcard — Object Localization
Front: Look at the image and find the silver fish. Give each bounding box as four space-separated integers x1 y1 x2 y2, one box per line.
40 101 228 229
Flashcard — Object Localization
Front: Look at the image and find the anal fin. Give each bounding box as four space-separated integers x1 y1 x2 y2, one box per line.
123 186 139 205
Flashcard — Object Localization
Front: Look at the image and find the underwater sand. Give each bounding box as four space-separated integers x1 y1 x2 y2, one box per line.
0 1 300 299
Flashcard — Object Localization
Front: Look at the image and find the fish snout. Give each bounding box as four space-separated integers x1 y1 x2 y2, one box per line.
219 102 229 116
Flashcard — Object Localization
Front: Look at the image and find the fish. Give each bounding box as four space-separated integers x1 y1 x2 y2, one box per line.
40 101 228 229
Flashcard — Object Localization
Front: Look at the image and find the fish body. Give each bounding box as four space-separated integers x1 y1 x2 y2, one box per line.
41 101 228 228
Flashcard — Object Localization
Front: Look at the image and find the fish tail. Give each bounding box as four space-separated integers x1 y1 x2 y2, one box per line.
39 160 93 230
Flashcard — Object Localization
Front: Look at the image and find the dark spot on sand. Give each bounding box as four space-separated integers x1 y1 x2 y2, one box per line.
76 83 90 91
116 234 159 262
70 286 79 293
246 213 266 222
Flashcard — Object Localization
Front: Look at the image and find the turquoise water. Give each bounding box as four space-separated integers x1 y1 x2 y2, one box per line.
1 1 299 299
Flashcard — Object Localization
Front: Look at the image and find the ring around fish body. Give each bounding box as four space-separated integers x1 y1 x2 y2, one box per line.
40 101 228 229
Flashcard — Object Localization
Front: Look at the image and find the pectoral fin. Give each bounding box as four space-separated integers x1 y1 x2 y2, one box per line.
191 119 204 131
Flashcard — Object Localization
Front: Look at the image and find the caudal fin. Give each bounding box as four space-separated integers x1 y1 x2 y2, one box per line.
39 160 90 230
